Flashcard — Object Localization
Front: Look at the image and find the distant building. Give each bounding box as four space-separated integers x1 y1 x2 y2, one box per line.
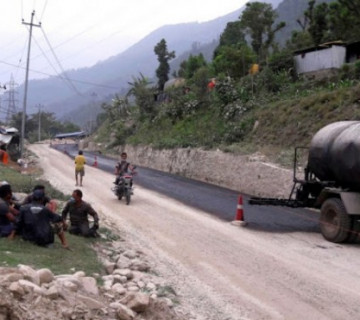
54 131 87 140
294 41 360 78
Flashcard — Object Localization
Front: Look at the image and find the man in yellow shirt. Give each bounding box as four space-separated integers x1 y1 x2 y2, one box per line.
75 150 86 187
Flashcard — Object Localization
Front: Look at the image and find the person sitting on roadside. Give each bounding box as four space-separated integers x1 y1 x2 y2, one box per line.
61 189 99 238
0 184 17 237
22 185 57 212
11 189 68 248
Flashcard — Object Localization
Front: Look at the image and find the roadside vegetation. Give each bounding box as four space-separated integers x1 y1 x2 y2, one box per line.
91 0 360 161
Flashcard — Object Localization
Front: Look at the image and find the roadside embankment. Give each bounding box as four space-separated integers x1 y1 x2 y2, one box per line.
97 144 294 198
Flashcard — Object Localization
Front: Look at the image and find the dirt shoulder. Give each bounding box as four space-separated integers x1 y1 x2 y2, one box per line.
30 143 360 320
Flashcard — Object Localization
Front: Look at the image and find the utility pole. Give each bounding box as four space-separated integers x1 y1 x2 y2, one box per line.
37 104 43 142
20 10 41 158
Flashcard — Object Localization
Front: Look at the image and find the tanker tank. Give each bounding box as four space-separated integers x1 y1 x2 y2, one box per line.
308 121 360 190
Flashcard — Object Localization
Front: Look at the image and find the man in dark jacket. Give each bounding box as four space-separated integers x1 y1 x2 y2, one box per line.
15 190 68 247
62 189 99 237
0 184 17 237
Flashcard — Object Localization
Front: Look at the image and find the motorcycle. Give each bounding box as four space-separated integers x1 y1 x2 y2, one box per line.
112 167 136 205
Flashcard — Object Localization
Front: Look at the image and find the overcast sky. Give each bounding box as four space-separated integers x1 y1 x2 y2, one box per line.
0 0 247 87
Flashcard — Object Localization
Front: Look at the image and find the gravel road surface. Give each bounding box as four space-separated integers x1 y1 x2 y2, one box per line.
30 143 360 320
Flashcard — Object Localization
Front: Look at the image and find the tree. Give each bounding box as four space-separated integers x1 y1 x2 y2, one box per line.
178 54 207 80
327 0 360 42
304 1 329 46
154 39 175 91
127 73 155 119
239 2 285 61
212 45 256 79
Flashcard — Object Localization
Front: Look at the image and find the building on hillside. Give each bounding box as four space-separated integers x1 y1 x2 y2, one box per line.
294 41 360 78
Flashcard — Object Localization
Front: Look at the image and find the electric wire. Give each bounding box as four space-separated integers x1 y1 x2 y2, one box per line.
28 28 77 96
0 60 119 89
40 26 84 97
21 0 24 20
39 0 48 21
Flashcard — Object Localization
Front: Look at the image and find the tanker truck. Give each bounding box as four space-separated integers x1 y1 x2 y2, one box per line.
249 121 360 243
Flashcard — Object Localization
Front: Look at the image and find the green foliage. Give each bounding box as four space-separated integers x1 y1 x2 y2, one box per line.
154 39 176 91
267 49 295 74
240 2 285 61
178 54 207 79
0 165 70 201
155 90 200 122
212 45 256 79
10 111 80 142
306 1 329 45
191 66 211 101
0 235 102 275
127 73 156 119
328 0 360 42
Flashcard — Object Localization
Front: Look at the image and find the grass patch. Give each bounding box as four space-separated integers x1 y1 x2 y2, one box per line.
0 234 103 275
0 164 70 201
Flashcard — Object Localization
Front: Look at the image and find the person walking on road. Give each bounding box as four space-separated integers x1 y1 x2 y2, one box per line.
61 189 99 237
75 150 86 187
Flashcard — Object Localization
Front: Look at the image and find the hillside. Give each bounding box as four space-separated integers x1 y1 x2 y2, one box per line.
14 0 292 122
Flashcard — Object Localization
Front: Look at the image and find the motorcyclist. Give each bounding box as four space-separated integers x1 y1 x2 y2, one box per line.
114 152 134 186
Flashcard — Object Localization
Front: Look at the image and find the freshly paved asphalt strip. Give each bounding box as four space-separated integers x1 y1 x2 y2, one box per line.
52 143 320 234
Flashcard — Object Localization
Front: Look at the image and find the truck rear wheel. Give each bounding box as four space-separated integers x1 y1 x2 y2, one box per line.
320 198 351 243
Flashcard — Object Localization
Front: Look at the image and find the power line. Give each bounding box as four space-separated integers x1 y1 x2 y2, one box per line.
0 59 120 89
39 0 48 21
27 26 82 97
40 27 84 97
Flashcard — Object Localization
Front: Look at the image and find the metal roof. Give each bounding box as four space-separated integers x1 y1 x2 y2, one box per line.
54 131 87 139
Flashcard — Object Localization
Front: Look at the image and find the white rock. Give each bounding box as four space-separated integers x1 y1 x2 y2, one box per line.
18 264 40 285
146 282 156 291
113 269 133 280
102 275 114 282
44 286 59 299
109 302 123 309
112 283 126 295
18 279 44 295
37 268 54 284
116 304 135 320
77 294 104 310
4 273 24 282
80 277 99 296
74 271 86 278
127 286 139 292
103 280 113 290
9 281 25 296
163 297 174 308
113 275 128 284
130 259 150 272
123 250 137 259
116 256 132 269
63 280 78 292
121 292 150 313
104 261 116 275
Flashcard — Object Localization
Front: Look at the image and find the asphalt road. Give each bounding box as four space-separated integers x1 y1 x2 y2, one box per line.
52 143 320 235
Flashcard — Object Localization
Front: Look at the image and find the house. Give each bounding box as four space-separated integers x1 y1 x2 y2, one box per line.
294 41 360 77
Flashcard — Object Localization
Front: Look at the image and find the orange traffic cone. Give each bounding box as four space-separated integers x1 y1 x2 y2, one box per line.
231 195 247 226
92 156 98 167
